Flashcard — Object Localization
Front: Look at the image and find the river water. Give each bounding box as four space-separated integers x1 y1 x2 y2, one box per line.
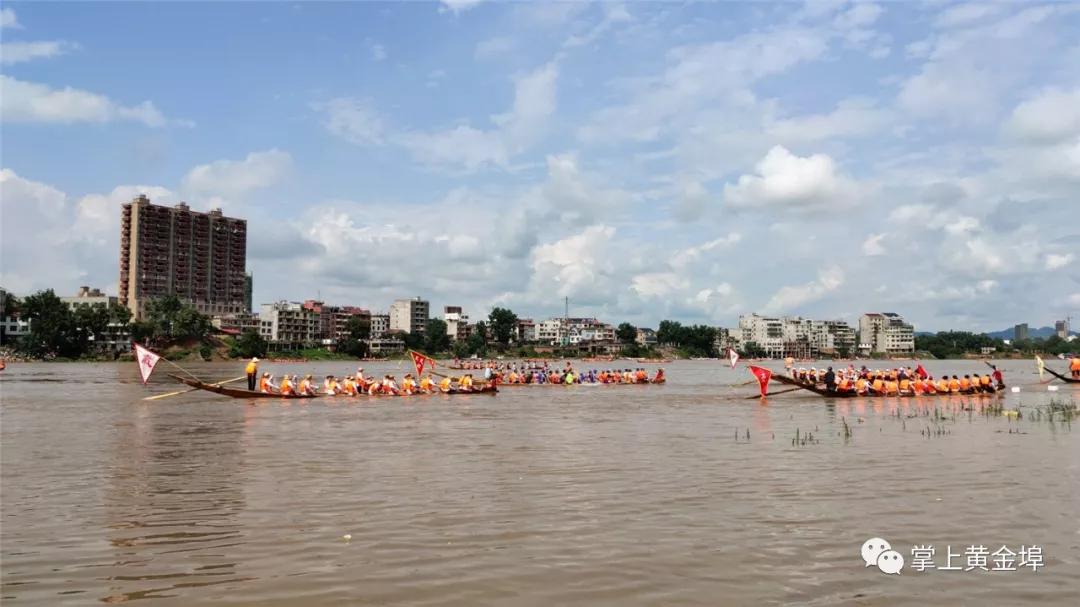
1 359 1077 605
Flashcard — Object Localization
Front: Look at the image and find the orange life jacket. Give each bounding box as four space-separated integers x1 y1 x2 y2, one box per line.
959 377 971 390
948 378 961 392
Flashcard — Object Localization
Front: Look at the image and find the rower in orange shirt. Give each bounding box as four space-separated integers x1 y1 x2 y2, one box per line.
948 375 961 393
280 375 295 395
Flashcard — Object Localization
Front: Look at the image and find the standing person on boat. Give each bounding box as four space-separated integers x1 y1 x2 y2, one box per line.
823 367 836 393
245 357 260 391
990 365 1005 388
1070 355 1080 379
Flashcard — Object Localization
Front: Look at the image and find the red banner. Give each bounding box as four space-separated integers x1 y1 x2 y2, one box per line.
748 365 772 397
915 364 928 379
410 350 436 378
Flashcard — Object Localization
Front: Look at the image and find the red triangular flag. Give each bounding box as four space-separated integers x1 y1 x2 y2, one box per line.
410 350 436 378
748 365 772 397
134 343 161 385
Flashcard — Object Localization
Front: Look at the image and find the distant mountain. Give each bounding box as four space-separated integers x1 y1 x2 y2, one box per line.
983 326 1076 340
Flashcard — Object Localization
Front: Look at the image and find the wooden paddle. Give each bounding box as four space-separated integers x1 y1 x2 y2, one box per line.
744 387 802 400
143 375 246 401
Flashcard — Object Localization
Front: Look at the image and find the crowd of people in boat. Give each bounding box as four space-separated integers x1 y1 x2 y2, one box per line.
792 365 1005 396
256 368 483 396
445 359 665 384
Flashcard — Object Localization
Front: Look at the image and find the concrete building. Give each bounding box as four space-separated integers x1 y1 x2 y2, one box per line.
1055 319 1070 339
443 306 470 341
535 318 613 346
259 301 317 345
389 297 429 334
1014 323 1029 341
370 313 390 338
859 312 915 354
119 195 247 320
516 318 536 343
212 313 261 335
636 327 657 347
61 286 119 310
736 314 856 358
302 300 370 342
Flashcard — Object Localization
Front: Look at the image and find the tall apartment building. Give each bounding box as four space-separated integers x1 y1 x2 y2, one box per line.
443 306 470 341
389 297 429 334
516 318 537 343
1014 323 1029 341
119 195 247 319
535 318 613 345
259 301 316 345
859 312 915 354
1055 319 1070 339
738 314 785 357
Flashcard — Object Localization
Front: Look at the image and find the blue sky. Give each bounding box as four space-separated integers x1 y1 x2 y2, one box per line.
1 1 1078 331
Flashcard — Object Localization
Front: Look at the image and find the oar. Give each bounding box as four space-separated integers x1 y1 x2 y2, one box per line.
744 387 802 400
143 375 246 401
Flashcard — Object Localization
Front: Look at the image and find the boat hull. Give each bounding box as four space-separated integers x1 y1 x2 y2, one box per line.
168 375 498 399
771 373 1004 398
1044 367 1080 384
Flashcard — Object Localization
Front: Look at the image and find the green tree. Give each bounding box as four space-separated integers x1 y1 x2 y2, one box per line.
656 320 683 345
345 315 371 340
465 321 488 356
18 289 82 358
616 322 637 344
741 341 766 358
232 329 268 358
488 307 518 345
425 318 452 353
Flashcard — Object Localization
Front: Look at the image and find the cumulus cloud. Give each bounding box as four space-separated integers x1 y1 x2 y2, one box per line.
861 233 886 256
313 98 385 145
0 40 74 64
1045 253 1074 270
0 75 168 126
182 149 292 198
319 62 558 172
763 266 845 314
0 8 19 29
529 225 619 302
1005 87 1080 144
723 146 862 210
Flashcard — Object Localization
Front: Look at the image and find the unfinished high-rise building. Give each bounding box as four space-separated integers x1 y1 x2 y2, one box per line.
119 195 247 319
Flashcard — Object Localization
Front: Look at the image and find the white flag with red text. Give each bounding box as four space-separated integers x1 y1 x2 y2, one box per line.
134 344 161 385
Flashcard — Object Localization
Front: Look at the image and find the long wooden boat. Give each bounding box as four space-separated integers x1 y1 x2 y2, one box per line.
770 373 1004 398
170 375 321 399
497 379 664 387
1043 367 1080 384
169 375 497 399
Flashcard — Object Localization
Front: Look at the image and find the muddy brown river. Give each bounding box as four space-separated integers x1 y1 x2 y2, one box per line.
1 359 1078 605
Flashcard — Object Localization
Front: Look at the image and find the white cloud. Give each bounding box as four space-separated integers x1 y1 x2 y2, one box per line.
0 40 74 64
763 266 845 313
529 225 618 301
1068 293 1080 307
765 97 893 143
0 8 19 29
563 3 632 49
439 0 485 15
631 272 688 298
1045 253 1074 270
314 98 385 145
182 149 292 197
934 3 1007 29
1004 87 1080 144
723 146 862 210
862 233 886 256
833 3 883 29
398 62 558 171
0 75 168 127
670 233 742 268
370 43 387 62
474 36 515 59
540 152 631 222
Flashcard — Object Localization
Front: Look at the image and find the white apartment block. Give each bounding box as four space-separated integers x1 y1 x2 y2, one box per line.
443 306 470 341
259 301 317 344
738 314 857 358
61 286 119 310
858 312 915 354
389 297 429 334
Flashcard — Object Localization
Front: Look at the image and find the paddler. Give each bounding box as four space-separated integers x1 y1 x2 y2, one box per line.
439 376 454 392
419 374 436 393
1071 356 1080 379
990 365 1004 388
259 372 277 393
298 374 317 396
280 374 295 395
245 357 259 391
460 374 474 391
652 368 665 383
401 374 417 395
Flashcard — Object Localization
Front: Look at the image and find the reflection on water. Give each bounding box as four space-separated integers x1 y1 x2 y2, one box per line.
1 360 1078 605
